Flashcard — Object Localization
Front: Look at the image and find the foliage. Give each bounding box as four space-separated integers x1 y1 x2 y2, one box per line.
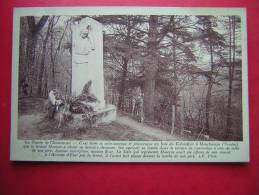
19 15 242 140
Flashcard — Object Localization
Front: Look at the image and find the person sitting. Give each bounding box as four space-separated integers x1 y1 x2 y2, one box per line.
47 89 63 118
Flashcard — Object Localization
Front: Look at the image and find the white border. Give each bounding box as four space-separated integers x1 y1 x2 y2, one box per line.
11 7 249 162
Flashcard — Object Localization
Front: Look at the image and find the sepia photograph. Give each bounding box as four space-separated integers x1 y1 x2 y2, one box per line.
16 12 246 142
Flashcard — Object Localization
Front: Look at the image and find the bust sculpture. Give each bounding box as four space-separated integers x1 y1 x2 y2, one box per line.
73 24 95 57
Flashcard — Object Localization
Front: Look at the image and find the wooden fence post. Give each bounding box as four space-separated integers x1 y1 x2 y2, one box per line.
171 105 175 134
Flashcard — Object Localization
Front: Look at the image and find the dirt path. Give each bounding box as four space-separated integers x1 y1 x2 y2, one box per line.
19 112 180 140
116 115 180 141
18 98 181 140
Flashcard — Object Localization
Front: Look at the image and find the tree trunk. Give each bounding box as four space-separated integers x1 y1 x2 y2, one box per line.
118 57 129 110
143 15 159 121
144 73 156 121
26 32 37 95
50 29 56 89
37 19 52 96
204 43 214 134
117 17 132 110
19 18 29 97
25 16 49 96
205 81 213 133
171 18 180 134
50 17 68 89
225 16 236 140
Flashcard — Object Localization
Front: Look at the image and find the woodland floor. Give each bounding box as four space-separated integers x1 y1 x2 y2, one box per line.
18 97 181 141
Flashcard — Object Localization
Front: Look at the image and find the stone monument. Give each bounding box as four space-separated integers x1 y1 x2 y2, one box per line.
71 17 116 124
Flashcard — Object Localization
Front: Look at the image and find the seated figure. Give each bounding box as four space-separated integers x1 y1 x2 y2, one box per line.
47 89 63 118
48 89 63 110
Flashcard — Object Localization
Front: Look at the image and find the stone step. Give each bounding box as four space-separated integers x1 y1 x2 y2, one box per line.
61 104 116 130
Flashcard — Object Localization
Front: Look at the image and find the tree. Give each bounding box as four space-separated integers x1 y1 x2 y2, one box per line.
143 15 160 121
225 16 241 139
196 16 225 134
37 17 54 96
154 16 197 133
103 15 147 110
25 16 49 95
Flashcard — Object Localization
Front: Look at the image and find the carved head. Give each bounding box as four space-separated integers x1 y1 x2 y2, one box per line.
80 25 91 39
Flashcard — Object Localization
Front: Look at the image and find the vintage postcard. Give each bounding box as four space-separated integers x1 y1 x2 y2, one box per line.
11 7 249 162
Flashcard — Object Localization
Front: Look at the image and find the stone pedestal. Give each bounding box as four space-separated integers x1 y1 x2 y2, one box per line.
72 17 105 107
66 105 117 130
97 104 117 123
71 17 116 124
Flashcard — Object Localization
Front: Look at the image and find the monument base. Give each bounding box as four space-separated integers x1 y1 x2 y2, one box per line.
65 104 117 130
96 104 117 123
